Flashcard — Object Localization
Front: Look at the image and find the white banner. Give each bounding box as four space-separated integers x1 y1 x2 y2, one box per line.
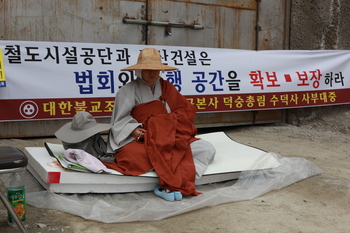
0 40 349 121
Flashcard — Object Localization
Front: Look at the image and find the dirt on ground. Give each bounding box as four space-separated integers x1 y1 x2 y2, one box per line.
0 121 349 233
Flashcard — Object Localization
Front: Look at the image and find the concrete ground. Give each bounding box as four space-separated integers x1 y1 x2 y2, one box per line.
0 123 349 233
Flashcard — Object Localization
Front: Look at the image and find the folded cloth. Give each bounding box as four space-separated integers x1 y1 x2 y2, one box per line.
64 149 109 173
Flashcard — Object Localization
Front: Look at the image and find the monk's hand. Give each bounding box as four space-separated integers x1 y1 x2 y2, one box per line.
131 127 147 141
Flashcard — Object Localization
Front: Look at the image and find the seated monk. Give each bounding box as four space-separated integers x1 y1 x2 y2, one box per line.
104 48 216 201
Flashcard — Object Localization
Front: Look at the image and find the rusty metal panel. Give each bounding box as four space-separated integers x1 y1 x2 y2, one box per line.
195 112 255 128
0 0 146 44
194 109 284 128
170 0 257 10
145 0 287 50
257 0 289 50
254 109 284 123
147 0 257 49
0 118 111 139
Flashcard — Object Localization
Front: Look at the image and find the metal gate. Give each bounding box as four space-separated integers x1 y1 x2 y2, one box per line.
0 0 290 137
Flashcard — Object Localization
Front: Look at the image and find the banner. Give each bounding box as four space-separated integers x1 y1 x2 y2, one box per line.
0 40 349 121
0 49 6 87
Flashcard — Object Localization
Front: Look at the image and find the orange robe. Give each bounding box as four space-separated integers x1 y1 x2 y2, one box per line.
104 79 200 196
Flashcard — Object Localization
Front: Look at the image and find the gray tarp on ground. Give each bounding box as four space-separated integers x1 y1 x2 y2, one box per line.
8 153 322 223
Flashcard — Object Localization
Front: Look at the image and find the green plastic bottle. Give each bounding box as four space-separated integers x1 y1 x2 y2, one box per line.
7 172 26 226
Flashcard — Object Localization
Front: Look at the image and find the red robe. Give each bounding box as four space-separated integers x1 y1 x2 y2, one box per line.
104 79 200 196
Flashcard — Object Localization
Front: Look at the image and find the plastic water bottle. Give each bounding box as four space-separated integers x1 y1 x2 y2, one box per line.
7 172 26 226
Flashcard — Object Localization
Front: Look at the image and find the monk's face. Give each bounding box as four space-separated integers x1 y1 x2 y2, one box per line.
141 69 160 84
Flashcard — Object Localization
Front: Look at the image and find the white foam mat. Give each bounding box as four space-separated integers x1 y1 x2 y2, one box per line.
25 132 281 193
